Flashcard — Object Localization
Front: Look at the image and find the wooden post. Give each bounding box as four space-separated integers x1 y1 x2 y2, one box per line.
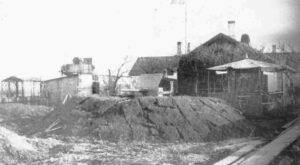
8 82 11 99
22 82 24 98
194 62 198 96
15 81 20 100
281 71 285 107
207 70 210 96
227 70 231 92
213 72 216 93
258 69 263 113
108 69 112 95
170 81 174 96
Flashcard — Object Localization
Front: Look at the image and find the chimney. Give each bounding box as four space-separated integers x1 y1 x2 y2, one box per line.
177 42 182 55
187 42 191 53
240 34 250 45
272 44 276 53
228 20 236 39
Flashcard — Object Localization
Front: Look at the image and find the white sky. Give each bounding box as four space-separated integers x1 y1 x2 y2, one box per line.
0 0 295 80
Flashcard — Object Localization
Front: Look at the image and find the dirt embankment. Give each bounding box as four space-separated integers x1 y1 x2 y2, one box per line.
0 103 52 133
27 96 254 142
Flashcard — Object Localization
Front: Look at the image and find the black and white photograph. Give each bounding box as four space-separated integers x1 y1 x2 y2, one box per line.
0 0 300 164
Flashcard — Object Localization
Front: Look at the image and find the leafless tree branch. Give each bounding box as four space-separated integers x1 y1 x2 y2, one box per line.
108 55 131 95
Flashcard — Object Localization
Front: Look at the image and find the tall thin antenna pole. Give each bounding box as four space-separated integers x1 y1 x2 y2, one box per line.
184 0 188 54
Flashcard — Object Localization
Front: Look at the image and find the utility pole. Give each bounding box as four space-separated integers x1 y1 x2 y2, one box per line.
184 0 188 54
171 0 188 54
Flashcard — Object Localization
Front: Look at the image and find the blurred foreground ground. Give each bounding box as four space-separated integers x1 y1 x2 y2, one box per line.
0 96 295 164
0 125 262 164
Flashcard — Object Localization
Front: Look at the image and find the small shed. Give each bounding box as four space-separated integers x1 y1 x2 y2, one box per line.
177 33 274 96
207 58 295 116
1 76 24 102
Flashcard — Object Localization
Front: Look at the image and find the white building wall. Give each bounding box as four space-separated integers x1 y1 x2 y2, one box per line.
77 74 94 96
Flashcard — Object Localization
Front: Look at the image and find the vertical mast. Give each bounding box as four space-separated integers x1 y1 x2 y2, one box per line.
184 0 188 54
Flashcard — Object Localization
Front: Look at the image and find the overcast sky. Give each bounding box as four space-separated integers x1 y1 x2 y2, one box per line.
0 0 298 80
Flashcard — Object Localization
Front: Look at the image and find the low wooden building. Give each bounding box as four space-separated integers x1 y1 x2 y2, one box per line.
1 76 24 102
42 74 99 105
1 76 42 103
177 33 299 116
178 33 275 96
207 58 295 116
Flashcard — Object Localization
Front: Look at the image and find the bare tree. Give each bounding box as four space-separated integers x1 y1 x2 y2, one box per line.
108 56 131 95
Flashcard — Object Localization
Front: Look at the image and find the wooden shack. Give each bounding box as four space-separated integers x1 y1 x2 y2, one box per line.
207 58 295 116
178 33 274 96
1 76 24 102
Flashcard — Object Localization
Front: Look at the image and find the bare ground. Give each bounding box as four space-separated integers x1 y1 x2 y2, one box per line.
0 126 262 165
0 98 281 164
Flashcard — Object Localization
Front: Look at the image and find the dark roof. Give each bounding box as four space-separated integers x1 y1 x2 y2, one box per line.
2 76 23 82
129 56 181 76
202 33 239 47
186 33 275 65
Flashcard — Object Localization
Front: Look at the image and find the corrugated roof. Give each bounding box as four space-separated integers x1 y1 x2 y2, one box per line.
129 56 181 76
208 58 295 72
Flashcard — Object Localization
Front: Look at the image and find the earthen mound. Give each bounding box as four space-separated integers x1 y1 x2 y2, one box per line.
28 96 254 142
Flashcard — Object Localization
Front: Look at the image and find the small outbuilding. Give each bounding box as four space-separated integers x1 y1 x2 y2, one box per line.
177 33 274 96
207 57 295 116
1 76 24 102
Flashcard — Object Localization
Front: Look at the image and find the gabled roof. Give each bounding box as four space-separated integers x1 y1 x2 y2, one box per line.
208 58 296 72
202 33 238 47
2 76 23 82
129 56 181 76
188 33 274 64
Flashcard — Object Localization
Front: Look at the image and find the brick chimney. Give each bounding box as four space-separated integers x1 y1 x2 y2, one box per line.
272 44 276 53
177 42 182 55
187 42 191 53
228 20 236 39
